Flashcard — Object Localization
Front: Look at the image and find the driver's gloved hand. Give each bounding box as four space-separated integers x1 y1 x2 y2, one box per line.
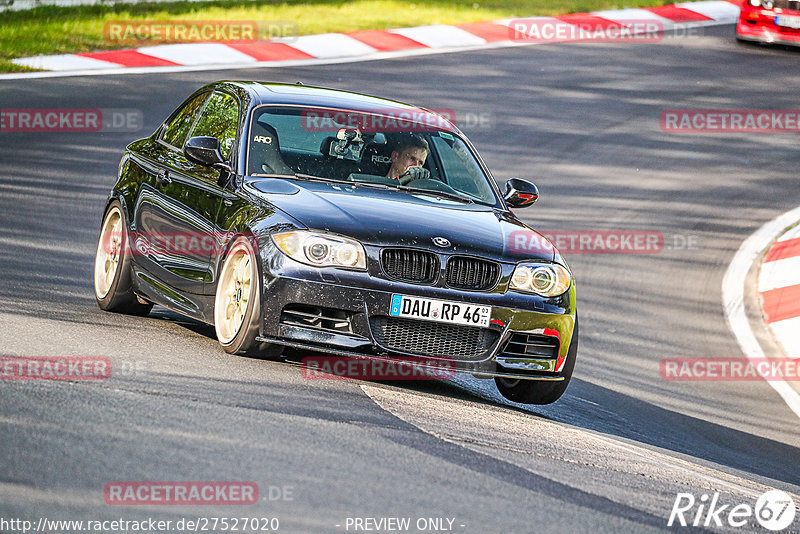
399 166 430 185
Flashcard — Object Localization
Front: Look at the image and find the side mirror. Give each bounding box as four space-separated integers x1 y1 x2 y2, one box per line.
184 136 231 171
504 178 539 208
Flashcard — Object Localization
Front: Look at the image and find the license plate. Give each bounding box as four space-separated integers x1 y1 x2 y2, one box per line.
775 15 800 28
389 294 492 327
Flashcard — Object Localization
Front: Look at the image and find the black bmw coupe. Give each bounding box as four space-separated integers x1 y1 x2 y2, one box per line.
94 81 578 404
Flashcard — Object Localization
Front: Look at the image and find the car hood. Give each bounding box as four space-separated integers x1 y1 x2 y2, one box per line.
246 178 555 261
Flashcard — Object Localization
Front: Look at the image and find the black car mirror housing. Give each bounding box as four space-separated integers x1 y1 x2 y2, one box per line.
504 178 539 208
184 136 232 172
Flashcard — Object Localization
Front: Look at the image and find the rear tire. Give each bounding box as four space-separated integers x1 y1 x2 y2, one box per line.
495 317 579 405
214 236 282 359
94 201 153 316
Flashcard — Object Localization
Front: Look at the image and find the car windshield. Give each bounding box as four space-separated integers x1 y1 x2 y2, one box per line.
247 106 499 205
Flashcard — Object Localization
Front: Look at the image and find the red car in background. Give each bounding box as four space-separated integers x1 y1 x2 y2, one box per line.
737 0 800 45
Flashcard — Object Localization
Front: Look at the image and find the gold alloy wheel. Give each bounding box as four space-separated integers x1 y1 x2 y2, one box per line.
215 241 254 344
94 206 123 299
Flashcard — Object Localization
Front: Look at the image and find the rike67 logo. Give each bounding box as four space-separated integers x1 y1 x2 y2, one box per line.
668 490 796 530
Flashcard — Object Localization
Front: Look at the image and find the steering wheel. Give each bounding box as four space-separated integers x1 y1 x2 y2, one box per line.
396 167 460 195
398 166 430 185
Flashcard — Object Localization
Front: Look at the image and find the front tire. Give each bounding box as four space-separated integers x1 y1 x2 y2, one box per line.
94 201 153 316
495 317 579 405
214 236 282 359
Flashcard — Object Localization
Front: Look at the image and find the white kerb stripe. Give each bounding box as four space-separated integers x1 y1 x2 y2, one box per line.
590 8 677 28
768 316 800 357
136 43 257 65
758 256 800 292
675 1 741 21
282 34 377 58
12 54 122 71
778 225 800 242
390 25 487 48
722 203 800 421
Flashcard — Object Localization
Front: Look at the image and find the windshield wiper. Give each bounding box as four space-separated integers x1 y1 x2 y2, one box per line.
253 173 475 203
251 172 349 184
294 173 364 186
295 174 398 190
353 182 393 190
250 172 296 178
395 185 474 204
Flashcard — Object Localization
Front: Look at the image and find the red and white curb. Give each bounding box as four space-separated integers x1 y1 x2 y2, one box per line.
759 224 800 358
10 0 741 73
723 206 800 421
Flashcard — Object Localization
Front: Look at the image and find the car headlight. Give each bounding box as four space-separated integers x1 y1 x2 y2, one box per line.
749 0 762 6
271 231 367 270
509 263 571 297
762 0 773 7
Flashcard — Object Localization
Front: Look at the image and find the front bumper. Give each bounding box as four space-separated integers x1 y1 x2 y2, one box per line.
736 7 800 45
257 244 577 381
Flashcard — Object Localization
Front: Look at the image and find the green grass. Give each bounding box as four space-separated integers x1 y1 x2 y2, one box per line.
1 0 676 72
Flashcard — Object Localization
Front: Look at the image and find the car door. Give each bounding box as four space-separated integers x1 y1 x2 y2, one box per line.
133 90 240 305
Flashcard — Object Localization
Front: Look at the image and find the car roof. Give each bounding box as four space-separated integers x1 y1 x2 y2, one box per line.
217 81 460 134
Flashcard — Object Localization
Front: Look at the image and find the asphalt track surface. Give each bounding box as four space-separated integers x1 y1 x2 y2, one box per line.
1 24 799 533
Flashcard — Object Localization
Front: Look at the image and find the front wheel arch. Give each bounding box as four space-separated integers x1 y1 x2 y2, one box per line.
212 233 281 359
495 316 579 405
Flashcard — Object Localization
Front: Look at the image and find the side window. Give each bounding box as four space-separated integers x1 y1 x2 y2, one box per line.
431 135 494 201
189 91 240 160
161 93 208 148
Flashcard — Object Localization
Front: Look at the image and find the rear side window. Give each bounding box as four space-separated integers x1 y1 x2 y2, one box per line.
162 93 208 148
189 91 240 160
